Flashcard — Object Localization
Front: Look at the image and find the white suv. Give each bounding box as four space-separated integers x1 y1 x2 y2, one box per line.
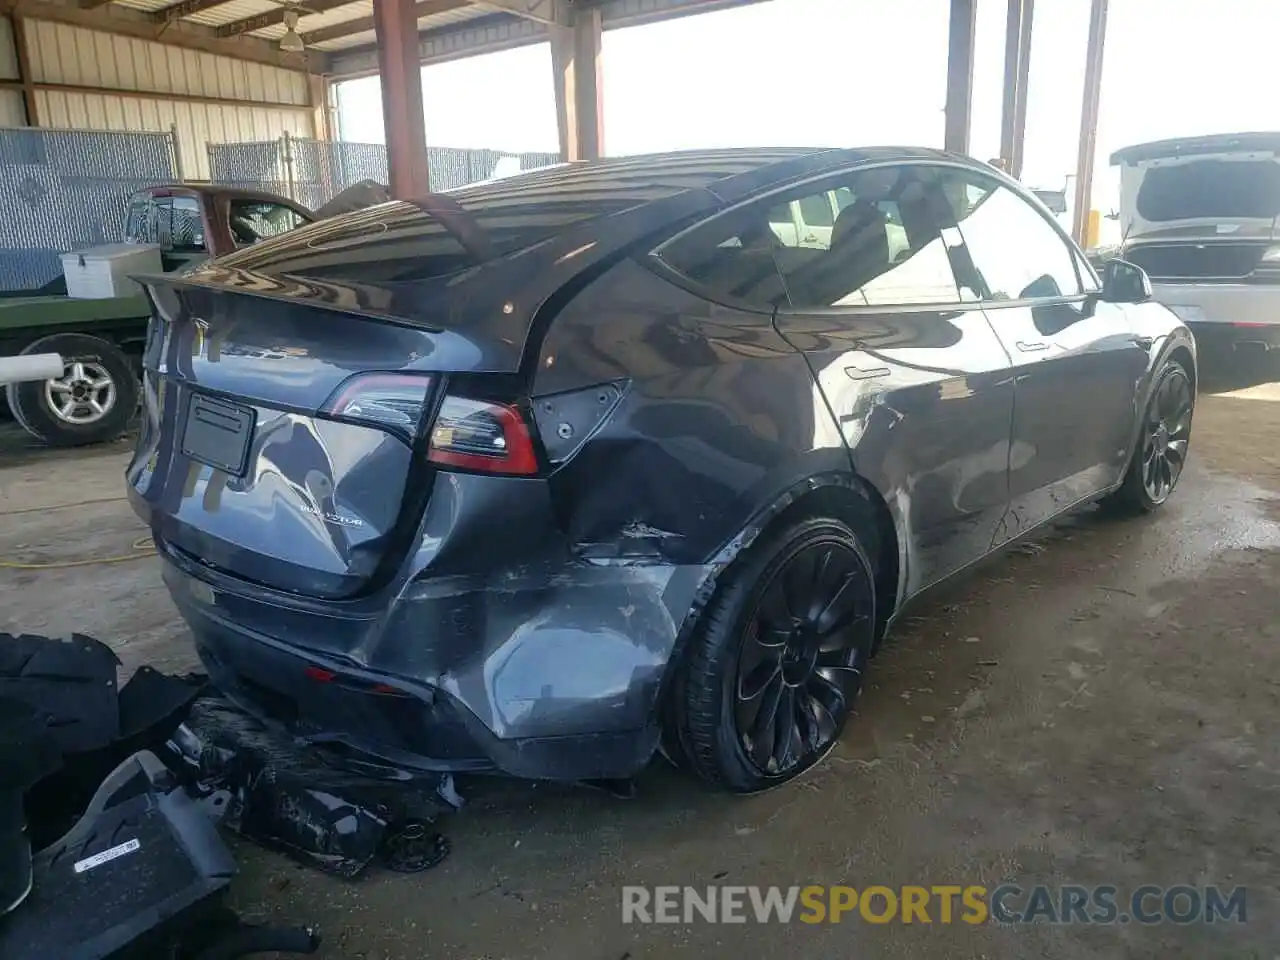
1111 132 1280 363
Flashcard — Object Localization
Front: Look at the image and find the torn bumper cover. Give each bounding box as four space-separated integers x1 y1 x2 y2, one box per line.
164 557 711 782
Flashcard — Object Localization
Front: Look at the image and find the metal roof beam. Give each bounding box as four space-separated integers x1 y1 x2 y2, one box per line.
150 0 243 23
328 0 776 78
10 0 327 71
216 0 352 36
300 0 470 46
472 0 566 25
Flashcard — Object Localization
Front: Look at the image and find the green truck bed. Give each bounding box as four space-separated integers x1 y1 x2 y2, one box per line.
0 294 150 334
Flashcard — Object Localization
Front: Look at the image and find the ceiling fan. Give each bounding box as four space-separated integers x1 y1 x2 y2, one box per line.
279 6 306 52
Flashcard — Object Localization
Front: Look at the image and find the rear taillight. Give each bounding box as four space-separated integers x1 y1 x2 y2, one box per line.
325 374 538 475
324 373 433 440
428 396 538 475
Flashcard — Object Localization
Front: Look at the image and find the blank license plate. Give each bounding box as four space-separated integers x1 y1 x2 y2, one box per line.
182 395 254 476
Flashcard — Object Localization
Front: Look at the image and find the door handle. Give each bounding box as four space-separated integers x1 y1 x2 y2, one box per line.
1015 340 1049 353
844 365 891 381
801 234 818 244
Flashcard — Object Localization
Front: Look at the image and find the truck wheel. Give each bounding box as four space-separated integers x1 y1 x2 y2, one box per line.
5 334 138 447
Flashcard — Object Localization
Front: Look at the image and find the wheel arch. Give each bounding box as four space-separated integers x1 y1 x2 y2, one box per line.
1123 332 1197 466
1168 342 1196 395
662 470 903 704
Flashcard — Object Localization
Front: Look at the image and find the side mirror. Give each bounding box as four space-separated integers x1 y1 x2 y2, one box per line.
1100 258 1152 304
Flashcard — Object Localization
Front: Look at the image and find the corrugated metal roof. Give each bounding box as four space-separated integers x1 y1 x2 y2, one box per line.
250 0 373 40
312 28 377 51
254 3 492 51
185 0 280 28
112 0 177 13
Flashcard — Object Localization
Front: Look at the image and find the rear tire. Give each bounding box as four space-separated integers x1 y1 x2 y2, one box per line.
671 516 876 793
5 334 137 447
1103 357 1194 515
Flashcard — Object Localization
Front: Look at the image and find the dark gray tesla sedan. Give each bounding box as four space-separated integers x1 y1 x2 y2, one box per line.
128 148 1195 793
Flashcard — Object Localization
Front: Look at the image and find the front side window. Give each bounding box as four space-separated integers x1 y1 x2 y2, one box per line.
657 163 964 310
940 173 1082 302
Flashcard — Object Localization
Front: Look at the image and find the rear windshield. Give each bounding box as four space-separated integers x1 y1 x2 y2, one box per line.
1135 159 1280 221
214 154 803 284
214 194 629 284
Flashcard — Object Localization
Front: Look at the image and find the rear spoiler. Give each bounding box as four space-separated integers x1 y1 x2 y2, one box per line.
1111 132 1280 165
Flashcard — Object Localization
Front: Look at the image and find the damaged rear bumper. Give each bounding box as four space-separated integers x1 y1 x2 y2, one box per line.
161 554 710 782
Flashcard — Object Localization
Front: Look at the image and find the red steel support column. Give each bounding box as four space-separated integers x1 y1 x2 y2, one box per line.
1072 0 1109 244
550 6 603 162
1000 0 1034 177
1012 0 1034 177
373 0 430 198
943 0 976 155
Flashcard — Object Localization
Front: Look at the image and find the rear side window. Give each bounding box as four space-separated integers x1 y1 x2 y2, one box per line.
125 196 152 243
798 193 834 228
939 173 1082 301
657 163 964 310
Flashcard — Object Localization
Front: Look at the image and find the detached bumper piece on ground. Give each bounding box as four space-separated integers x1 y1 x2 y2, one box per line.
0 632 456 959
170 697 457 879
1 750 319 960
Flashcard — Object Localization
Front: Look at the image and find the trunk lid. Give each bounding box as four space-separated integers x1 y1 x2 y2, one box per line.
1113 135 1280 239
128 281 470 599
127 198 573 599
128 183 723 599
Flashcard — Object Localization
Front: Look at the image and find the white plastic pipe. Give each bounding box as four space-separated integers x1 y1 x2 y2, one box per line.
0 353 64 386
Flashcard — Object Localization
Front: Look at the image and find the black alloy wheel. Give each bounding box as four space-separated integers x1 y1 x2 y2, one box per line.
1106 357 1195 514
1140 363 1193 504
674 517 877 793
734 539 871 777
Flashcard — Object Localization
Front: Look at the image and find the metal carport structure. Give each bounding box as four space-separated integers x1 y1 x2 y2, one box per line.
0 0 1110 231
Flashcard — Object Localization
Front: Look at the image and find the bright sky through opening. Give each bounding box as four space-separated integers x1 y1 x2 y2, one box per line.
335 0 1280 231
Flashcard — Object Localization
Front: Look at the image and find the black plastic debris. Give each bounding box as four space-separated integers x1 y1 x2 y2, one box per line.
0 749 319 960
0 633 321 959
0 698 61 918
0 633 122 754
381 821 451 874
170 697 456 879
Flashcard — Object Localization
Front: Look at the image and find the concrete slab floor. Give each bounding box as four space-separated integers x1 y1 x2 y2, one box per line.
2 381 1279 959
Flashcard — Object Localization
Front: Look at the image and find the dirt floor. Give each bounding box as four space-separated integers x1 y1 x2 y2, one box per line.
2 361 1279 959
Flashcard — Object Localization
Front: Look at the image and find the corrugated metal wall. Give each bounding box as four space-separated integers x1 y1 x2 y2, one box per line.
0 17 18 79
0 17 24 127
35 90 310 179
14 20 314 179
24 21 308 104
0 94 23 127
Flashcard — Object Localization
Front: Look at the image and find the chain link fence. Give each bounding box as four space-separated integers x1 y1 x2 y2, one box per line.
208 136 559 208
0 127 177 293
0 129 560 294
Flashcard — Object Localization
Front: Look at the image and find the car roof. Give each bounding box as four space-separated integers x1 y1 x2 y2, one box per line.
448 146 965 208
